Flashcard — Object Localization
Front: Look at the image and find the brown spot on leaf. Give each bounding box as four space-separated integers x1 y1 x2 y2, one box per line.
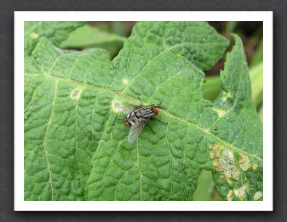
210 149 221 159
252 162 258 172
227 190 233 201
213 160 223 171
209 144 224 150
239 154 252 171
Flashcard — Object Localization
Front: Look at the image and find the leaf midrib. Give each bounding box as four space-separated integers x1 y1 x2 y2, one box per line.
26 72 263 162
42 78 58 200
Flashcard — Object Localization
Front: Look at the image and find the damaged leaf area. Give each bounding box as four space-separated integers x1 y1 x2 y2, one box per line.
210 145 262 200
24 21 262 201
208 35 263 201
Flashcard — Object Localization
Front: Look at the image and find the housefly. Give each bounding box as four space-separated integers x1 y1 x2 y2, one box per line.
113 98 167 142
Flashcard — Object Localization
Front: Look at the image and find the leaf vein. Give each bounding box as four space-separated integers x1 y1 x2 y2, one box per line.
121 41 214 93
27 73 262 161
42 79 58 200
161 110 262 161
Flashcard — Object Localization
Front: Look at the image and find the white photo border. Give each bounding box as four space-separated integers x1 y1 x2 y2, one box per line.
15 11 273 211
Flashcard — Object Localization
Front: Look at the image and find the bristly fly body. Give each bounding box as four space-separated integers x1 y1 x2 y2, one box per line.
113 98 167 143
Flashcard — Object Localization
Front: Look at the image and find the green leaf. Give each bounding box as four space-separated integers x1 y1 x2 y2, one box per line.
24 21 85 56
203 75 221 101
250 62 263 108
250 39 263 68
225 21 239 33
193 170 220 201
24 39 112 200
25 21 261 201
60 24 127 48
211 34 262 201
203 62 263 108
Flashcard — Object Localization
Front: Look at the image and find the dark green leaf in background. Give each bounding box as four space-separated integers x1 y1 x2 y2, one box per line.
24 21 262 201
59 23 127 58
60 24 127 48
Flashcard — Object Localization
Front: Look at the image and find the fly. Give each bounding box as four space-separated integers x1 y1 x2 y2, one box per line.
113 98 167 142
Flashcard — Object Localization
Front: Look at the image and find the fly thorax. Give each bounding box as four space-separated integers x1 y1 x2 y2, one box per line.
135 110 143 118
140 106 154 118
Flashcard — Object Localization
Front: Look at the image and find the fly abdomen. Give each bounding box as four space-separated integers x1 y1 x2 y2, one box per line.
125 112 141 126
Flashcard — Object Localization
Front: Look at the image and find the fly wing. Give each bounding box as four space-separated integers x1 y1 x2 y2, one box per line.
128 119 146 143
112 101 138 113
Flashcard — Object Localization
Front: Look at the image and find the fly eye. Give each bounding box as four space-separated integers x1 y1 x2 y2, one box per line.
124 119 130 126
153 108 159 115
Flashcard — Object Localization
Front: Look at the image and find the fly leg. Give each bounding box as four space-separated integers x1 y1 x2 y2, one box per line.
150 117 168 124
138 97 143 106
145 124 155 134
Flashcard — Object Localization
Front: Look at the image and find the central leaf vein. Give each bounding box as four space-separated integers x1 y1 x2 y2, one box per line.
29 73 262 162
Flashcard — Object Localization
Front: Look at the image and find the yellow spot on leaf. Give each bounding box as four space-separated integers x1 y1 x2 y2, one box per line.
213 108 227 117
122 78 129 84
254 191 263 201
222 91 232 101
111 100 124 112
29 33 39 39
70 89 82 100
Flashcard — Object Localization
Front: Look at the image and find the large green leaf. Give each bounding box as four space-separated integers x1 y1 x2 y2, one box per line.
24 21 85 56
24 21 262 201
